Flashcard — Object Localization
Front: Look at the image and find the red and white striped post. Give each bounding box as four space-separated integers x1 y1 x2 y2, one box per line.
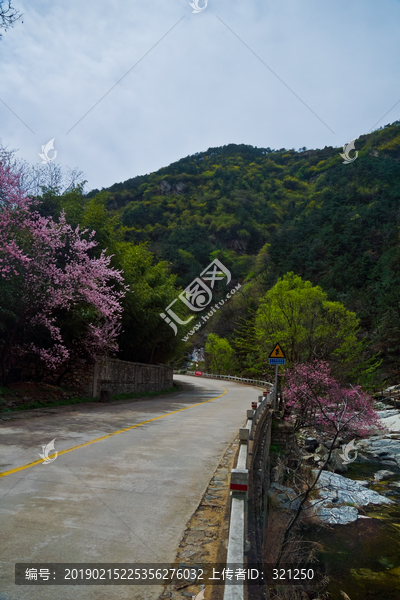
230 468 248 493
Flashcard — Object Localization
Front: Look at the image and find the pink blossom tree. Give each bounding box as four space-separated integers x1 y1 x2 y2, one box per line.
275 360 384 566
283 360 382 437
0 161 128 385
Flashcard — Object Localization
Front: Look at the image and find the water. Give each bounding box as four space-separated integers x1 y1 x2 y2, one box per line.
302 461 400 600
303 462 400 600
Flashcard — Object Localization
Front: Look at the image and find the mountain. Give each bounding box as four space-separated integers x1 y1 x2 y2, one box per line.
83 122 400 379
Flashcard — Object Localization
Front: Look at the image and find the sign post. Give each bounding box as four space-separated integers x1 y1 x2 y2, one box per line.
268 343 285 410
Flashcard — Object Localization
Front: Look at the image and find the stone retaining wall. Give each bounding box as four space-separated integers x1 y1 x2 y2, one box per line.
8 356 173 398
94 358 173 397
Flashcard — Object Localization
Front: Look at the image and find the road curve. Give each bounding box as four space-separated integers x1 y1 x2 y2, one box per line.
0 375 263 599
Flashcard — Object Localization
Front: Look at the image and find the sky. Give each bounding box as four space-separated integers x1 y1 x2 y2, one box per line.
1 0 400 192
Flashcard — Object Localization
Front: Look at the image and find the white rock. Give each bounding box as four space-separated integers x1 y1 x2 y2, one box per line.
374 470 395 481
380 414 400 432
311 505 358 525
309 470 393 525
376 409 400 418
384 384 400 393
356 437 400 465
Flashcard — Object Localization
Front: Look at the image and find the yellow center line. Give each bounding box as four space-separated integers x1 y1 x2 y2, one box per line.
0 388 227 479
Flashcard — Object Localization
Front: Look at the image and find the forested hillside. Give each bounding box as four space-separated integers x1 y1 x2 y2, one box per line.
96 123 400 303
40 121 400 384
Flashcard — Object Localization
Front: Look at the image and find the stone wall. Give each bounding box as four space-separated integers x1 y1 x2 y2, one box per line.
269 418 298 483
247 407 273 571
58 360 95 397
93 359 173 397
8 355 173 398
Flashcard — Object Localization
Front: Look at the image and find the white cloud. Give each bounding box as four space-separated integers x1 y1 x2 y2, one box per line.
1 0 400 190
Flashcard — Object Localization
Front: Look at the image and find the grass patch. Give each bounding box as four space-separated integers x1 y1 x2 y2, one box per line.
270 442 282 454
1 385 180 413
0 387 16 397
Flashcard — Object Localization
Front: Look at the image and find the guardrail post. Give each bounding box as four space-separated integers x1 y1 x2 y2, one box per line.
239 427 250 443
230 468 249 493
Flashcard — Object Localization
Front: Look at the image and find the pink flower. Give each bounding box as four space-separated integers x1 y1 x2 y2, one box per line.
0 161 128 375
283 360 383 437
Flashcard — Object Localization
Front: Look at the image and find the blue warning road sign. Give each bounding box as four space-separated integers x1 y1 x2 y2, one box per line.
269 358 285 365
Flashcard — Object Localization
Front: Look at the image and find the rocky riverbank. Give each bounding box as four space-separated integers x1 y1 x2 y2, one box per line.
267 396 400 599
269 400 400 525
311 401 400 524
309 470 394 524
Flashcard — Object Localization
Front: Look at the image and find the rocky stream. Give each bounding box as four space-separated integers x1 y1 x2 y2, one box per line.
269 399 400 599
306 400 400 600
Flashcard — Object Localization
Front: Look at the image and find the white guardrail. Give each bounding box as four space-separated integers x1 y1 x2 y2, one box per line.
184 371 273 388
180 370 275 598
223 391 274 600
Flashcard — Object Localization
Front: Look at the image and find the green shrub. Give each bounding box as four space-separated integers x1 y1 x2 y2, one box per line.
269 442 281 454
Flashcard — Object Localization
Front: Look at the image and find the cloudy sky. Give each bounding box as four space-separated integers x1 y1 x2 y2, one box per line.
1 0 400 191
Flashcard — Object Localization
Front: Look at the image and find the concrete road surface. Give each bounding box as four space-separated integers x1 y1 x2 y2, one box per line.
0 375 263 600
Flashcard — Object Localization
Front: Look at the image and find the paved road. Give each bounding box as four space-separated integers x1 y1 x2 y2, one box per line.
0 375 262 600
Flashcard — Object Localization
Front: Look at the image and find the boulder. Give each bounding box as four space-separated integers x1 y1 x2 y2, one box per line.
384 384 400 393
356 437 400 466
315 443 329 456
304 438 319 452
301 453 317 465
325 437 344 450
376 409 400 419
268 483 301 511
374 469 395 481
312 505 359 525
329 448 349 474
309 470 393 525
313 470 392 505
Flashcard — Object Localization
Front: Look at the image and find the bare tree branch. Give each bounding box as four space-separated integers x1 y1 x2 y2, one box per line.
0 1 23 39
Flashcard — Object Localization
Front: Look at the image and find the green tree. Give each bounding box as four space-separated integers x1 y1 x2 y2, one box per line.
205 334 235 374
113 241 184 364
33 186 185 365
254 273 362 374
